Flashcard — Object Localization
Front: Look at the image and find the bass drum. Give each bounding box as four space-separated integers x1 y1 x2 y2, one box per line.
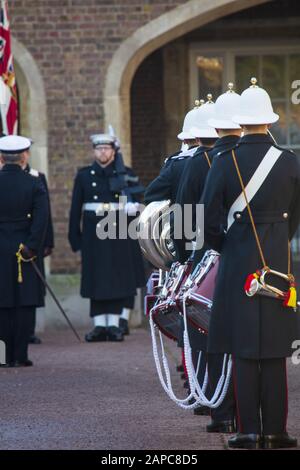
184 250 220 334
151 261 193 342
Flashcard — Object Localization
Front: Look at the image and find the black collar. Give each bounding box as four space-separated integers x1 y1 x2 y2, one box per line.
194 145 211 154
92 160 115 176
239 133 273 145
214 135 240 147
2 164 23 172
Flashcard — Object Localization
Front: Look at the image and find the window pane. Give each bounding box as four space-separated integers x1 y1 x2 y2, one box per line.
235 56 259 93
289 54 300 146
196 56 223 100
289 54 300 83
270 102 287 145
290 103 300 145
262 55 285 99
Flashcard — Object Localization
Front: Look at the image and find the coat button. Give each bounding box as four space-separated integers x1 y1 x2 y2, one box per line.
115 194 119 198
90 170 95 175
235 213 241 219
93 195 98 200
27 213 31 218
92 182 97 187
283 212 288 219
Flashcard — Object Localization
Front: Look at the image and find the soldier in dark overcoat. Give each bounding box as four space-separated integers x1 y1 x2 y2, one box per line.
201 78 300 449
0 135 48 367
175 85 242 433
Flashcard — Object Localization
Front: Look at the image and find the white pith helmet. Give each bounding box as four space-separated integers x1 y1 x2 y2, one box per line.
189 94 218 139
208 83 242 130
177 99 205 141
232 77 279 125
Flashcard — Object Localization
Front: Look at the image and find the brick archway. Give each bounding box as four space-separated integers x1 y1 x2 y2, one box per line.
104 0 270 165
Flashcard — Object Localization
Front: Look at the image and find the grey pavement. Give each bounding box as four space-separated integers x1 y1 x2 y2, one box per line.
0 327 299 450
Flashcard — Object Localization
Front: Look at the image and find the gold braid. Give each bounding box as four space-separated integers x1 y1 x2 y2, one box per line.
16 243 36 283
204 151 212 168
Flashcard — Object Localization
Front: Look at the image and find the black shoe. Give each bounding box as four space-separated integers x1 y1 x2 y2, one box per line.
29 335 42 344
194 405 210 416
13 359 33 367
107 326 124 342
228 433 262 449
119 318 129 335
177 364 184 373
263 433 298 449
206 420 236 433
85 326 107 342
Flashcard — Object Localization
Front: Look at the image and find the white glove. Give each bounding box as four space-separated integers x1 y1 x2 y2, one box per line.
124 202 140 216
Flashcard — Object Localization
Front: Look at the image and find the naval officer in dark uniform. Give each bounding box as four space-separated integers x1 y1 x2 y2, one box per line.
68 133 145 342
0 135 48 367
201 78 300 449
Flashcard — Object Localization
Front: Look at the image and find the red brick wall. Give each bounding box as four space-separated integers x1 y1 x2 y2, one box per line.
9 0 300 273
9 0 187 273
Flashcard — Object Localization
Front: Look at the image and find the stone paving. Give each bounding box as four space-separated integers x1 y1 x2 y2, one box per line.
0 327 299 450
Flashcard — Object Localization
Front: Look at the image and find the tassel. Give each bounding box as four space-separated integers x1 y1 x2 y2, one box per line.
283 285 297 309
17 257 23 283
16 245 24 284
244 272 259 294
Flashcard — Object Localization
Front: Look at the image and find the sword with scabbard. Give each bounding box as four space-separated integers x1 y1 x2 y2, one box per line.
16 244 82 342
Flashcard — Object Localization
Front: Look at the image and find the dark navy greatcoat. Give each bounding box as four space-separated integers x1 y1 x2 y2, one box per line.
0 164 48 307
144 148 196 206
201 134 300 359
68 158 145 301
175 136 240 264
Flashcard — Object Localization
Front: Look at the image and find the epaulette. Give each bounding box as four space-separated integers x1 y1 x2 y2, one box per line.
215 143 240 159
273 144 296 156
164 150 181 164
29 168 39 177
170 147 197 162
171 153 191 162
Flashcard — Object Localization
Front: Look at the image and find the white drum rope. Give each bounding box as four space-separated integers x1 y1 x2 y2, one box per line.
149 308 205 409
182 293 232 408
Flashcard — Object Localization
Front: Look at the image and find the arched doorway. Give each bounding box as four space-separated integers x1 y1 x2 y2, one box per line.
104 0 270 165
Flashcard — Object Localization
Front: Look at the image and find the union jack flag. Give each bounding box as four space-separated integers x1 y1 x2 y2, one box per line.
0 0 18 135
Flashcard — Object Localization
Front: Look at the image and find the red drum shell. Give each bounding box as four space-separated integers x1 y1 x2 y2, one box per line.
185 251 220 334
151 261 193 342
